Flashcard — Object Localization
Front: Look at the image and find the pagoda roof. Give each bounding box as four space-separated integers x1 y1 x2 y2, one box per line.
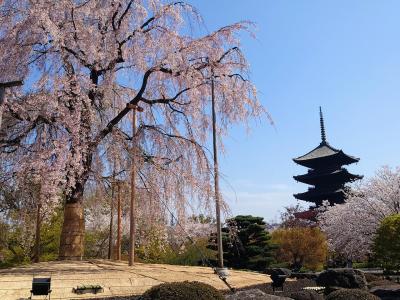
294 167 363 185
293 187 346 202
293 141 359 168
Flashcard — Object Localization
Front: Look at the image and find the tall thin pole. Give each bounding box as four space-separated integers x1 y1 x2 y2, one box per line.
108 178 115 260
33 202 41 263
33 128 43 263
116 181 122 260
211 68 224 268
109 94 117 260
129 106 137 266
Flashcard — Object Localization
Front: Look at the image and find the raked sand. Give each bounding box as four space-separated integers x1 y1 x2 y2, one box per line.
0 259 272 299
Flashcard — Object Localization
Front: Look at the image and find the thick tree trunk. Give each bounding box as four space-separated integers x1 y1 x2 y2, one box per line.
58 143 92 260
59 202 85 260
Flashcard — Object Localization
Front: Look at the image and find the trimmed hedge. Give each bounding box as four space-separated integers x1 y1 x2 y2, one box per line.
363 273 381 283
367 279 395 288
289 290 324 300
325 289 380 300
140 281 224 300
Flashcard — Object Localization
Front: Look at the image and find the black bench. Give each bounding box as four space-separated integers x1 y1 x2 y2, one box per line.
266 268 291 292
271 274 287 292
30 277 51 299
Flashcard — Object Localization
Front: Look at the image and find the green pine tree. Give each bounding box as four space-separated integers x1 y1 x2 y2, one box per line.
208 215 274 271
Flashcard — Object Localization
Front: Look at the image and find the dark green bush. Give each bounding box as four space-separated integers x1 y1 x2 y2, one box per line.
363 273 381 283
325 289 380 300
289 289 324 300
140 281 224 300
368 279 397 288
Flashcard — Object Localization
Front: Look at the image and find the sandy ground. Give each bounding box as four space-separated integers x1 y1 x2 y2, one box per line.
0 259 272 299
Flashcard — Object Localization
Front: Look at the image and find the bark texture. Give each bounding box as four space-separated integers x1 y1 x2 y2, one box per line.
59 202 85 260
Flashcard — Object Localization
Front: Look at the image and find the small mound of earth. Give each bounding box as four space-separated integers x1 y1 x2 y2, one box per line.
225 289 293 300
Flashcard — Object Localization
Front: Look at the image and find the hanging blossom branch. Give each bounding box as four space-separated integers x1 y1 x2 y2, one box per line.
0 0 266 255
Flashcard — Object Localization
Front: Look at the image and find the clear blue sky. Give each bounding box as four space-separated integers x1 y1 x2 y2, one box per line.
188 0 400 222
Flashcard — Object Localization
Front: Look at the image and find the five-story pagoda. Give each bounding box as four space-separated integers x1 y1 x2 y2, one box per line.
293 108 362 207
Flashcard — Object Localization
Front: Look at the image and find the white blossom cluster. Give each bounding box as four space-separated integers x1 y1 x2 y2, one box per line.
319 166 400 260
0 0 265 231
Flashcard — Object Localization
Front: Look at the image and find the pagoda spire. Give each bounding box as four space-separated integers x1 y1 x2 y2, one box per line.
319 106 326 143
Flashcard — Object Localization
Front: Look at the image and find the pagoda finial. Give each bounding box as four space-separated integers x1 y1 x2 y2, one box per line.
319 106 326 143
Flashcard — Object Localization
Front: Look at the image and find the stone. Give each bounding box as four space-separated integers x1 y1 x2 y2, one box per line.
370 284 400 300
225 289 293 300
316 268 367 289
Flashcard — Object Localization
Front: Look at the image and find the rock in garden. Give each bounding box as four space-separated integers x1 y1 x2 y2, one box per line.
370 284 400 300
225 289 293 300
316 268 367 289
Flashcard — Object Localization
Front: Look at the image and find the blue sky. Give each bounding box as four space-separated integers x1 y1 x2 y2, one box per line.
188 0 400 222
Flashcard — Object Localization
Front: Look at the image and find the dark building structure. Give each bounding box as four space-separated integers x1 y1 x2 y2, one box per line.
293 108 362 208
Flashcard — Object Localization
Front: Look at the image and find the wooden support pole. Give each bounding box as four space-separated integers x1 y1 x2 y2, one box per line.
116 182 122 260
108 179 115 260
33 202 41 263
127 104 143 266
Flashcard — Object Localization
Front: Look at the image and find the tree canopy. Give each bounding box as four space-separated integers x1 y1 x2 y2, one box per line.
373 213 400 270
0 0 266 258
319 166 400 260
271 226 327 271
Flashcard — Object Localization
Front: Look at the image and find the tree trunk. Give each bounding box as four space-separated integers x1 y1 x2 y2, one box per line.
108 181 114 260
59 202 85 260
58 147 92 260
116 182 121 260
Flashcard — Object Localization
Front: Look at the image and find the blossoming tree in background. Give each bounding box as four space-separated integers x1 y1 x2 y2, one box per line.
319 166 400 260
0 1 266 259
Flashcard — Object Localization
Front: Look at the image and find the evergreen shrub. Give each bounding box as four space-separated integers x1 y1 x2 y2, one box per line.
325 288 380 300
140 281 224 300
368 279 397 288
363 273 381 283
289 289 324 300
